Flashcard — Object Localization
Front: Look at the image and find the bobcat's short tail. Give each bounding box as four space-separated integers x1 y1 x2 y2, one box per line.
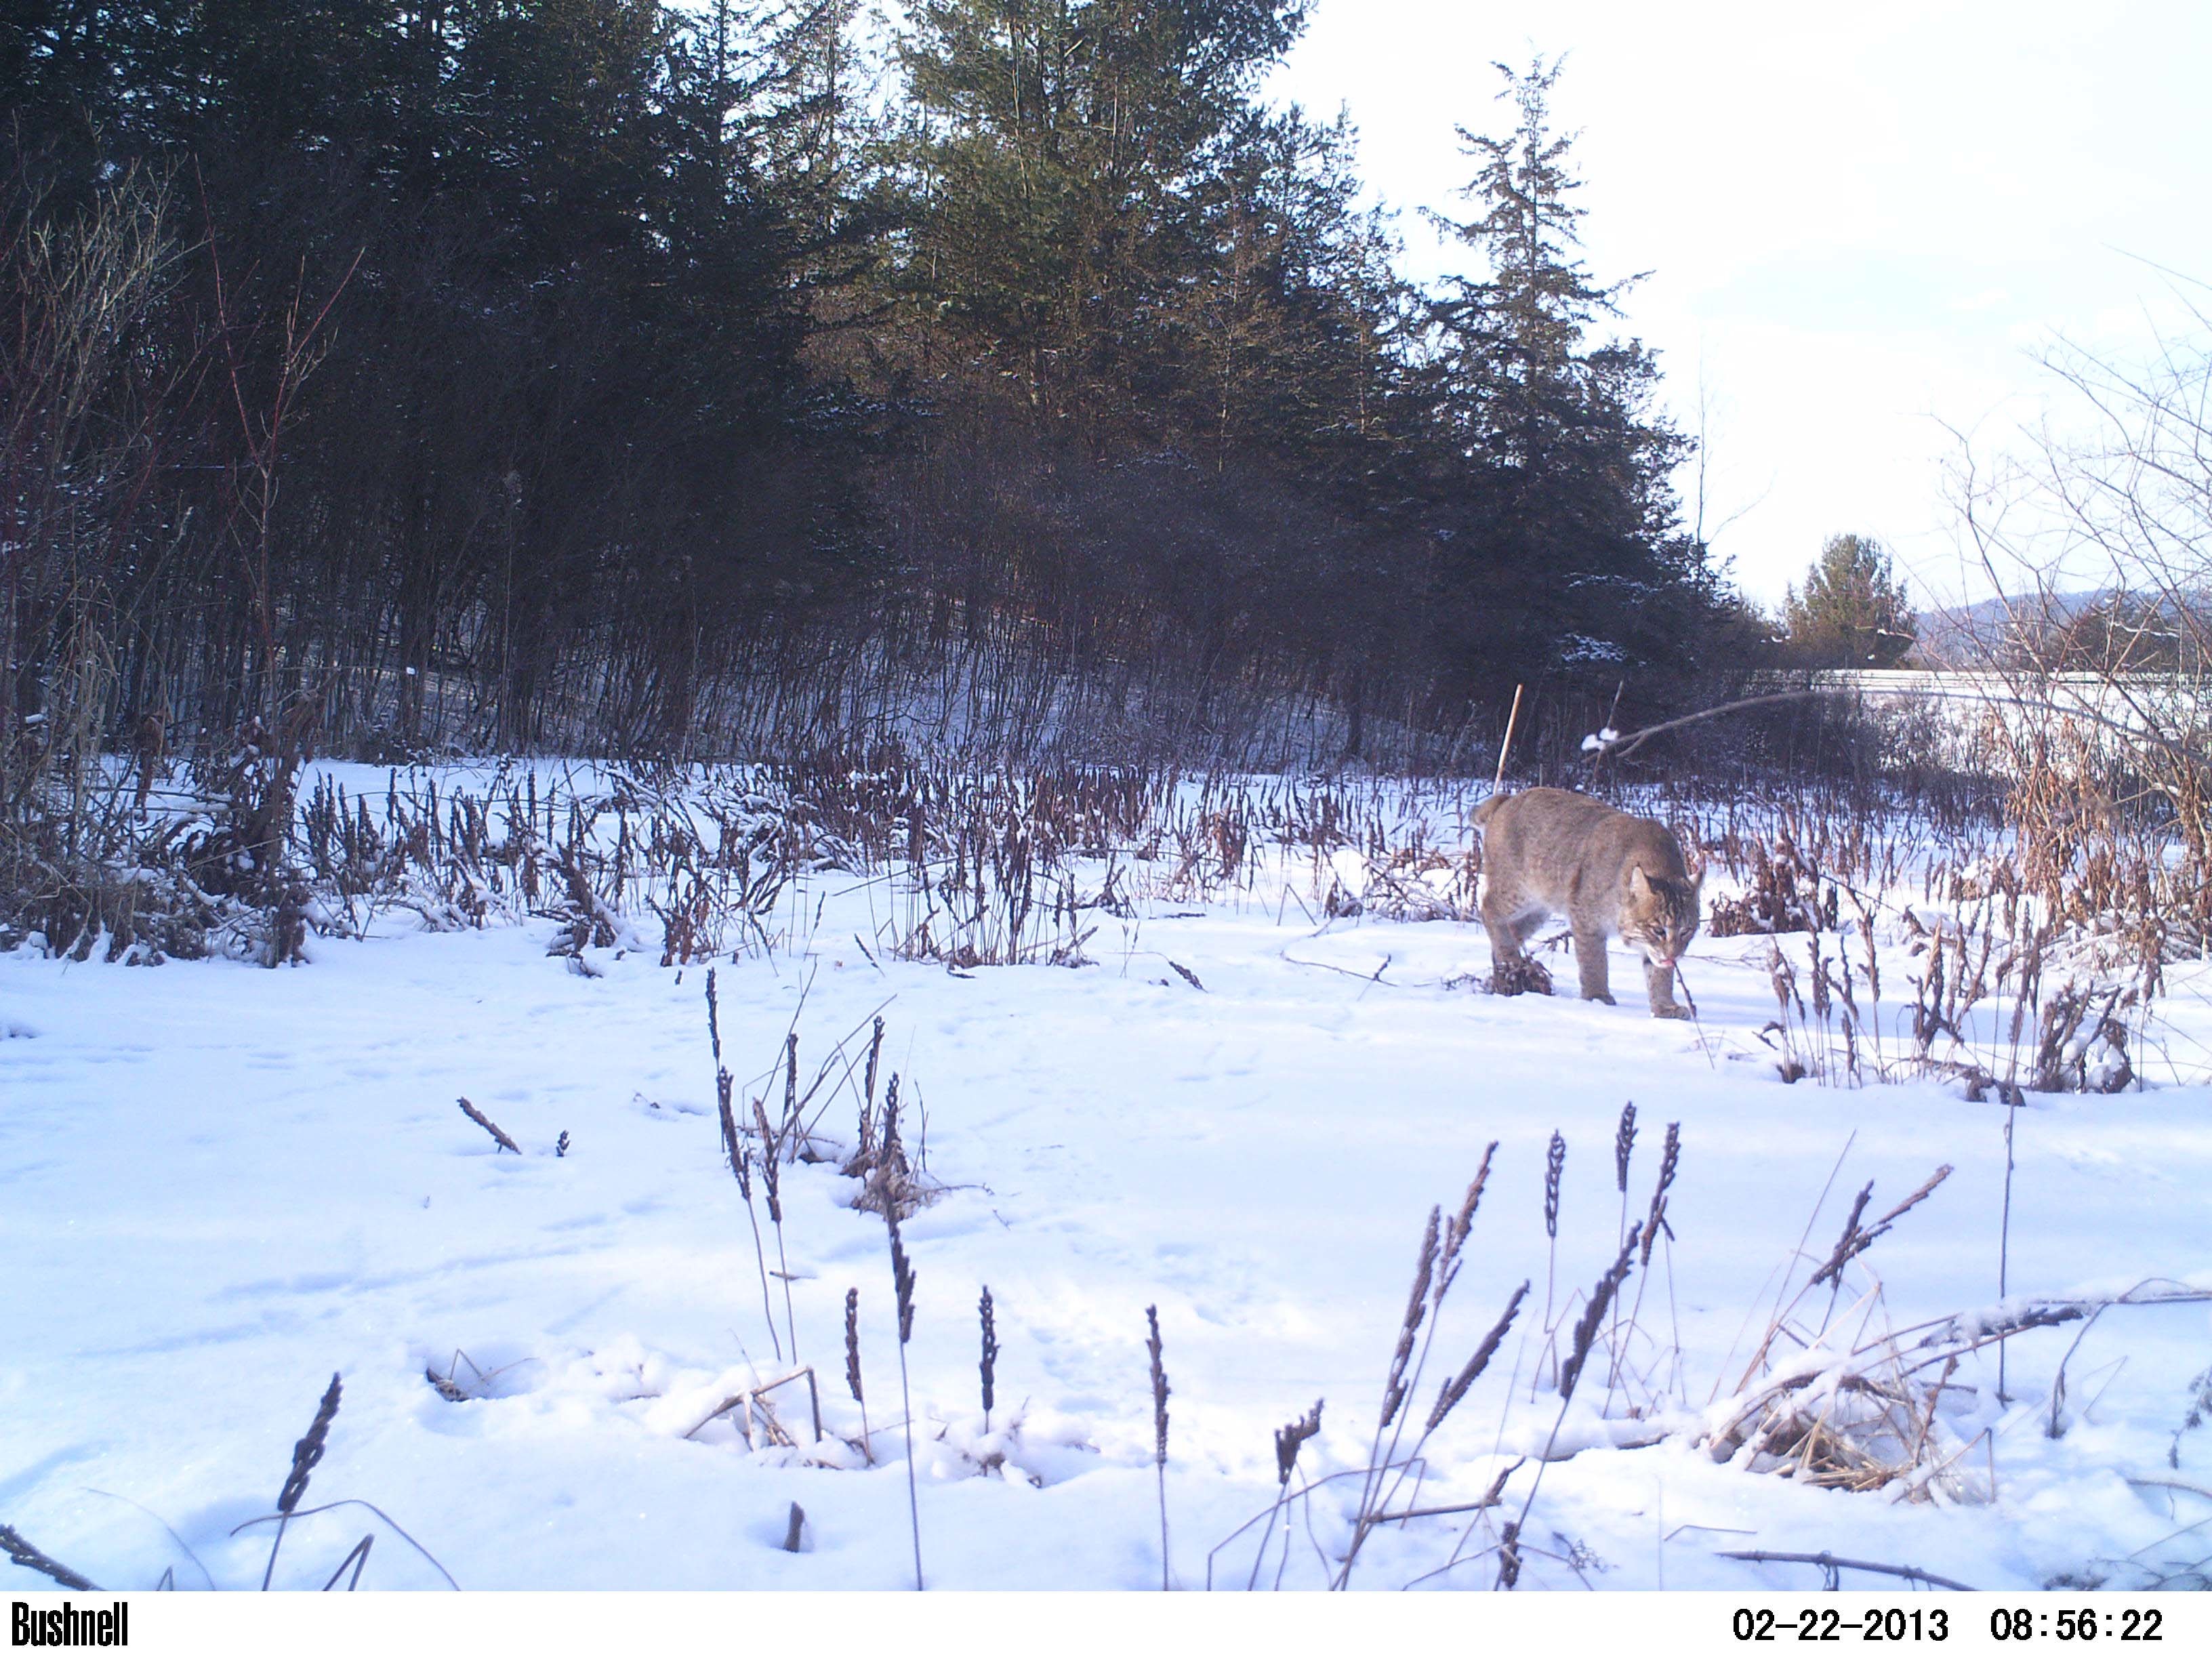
1472 792 1512 829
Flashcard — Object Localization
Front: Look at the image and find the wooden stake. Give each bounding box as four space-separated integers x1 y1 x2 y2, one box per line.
1589 678 1626 786
1493 683 1525 792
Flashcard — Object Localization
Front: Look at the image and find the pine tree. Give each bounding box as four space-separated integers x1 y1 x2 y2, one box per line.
891 0 1308 430
1780 534 1916 668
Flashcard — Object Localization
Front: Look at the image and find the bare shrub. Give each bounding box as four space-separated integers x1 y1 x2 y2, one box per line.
1706 832 1834 938
1950 301 2212 968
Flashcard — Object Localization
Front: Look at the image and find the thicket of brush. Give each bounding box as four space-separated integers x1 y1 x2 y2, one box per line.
14 682 2203 1107
1658 695 2205 1095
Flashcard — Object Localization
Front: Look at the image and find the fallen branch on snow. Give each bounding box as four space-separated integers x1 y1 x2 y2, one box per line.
1717 1548 1975 1591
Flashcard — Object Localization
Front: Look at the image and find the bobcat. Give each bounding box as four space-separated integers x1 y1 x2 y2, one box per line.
1473 787 1702 1019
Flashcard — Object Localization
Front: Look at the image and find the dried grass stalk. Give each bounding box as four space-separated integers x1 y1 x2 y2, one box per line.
844 1286 872 1458
263 1372 342 1590
1560 1228 1639 1402
1497 1519 1522 1589
1427 1279 1529 1433
705 966 722 1063
1809 1165 1952 1290
716 1067 741 1176
880 1170 924 1590
1641 1122 1680 1266
844 1288 865 1405
886 1200 918 1345
279 1373 342 1516
1147 1304 1171 1591
0 1524 100 1592
455 1096 519 1154
1274 1400 1323 1486
979 1286 999 1429
1378 1208 1439 1431
1441 1142 1498 1284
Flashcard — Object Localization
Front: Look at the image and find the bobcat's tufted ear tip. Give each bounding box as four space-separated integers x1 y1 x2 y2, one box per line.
1629 865 1652 897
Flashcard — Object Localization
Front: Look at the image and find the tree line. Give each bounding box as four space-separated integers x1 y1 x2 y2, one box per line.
5 0 1756 769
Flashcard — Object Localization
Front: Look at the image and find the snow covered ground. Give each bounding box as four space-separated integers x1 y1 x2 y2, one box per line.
4 768 2210 1593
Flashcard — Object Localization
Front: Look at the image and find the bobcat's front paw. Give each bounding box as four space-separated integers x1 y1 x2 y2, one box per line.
1583 991 1616 1006
1651 1004 1690 1021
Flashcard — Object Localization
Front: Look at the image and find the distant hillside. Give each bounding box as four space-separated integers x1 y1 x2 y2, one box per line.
1912 588 2209 672
1912 590 2107 665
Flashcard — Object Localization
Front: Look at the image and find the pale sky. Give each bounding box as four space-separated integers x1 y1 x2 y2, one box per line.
1267 0 2212 610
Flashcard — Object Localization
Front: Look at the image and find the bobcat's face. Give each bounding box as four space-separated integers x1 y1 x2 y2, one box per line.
1623 866 1702 969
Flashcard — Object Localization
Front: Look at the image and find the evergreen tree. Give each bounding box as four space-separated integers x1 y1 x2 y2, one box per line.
1168 104 1410 480
891 0 1307 432
1429 57 1626 469
1780 533 1916 668
1420 57 1700 694
3 1 1754 763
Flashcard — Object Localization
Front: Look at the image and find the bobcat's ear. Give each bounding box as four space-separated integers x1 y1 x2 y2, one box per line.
1629 865 1653 899
1692 869 1705 897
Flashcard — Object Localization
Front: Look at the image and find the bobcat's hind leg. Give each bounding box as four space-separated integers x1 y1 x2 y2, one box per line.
1572 926 1614 1004
1481 893 1551 996
1480 888 1529 965
1645 958 1689 1020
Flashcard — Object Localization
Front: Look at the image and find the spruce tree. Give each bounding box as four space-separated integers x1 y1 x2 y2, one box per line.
1420 56 1697 694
